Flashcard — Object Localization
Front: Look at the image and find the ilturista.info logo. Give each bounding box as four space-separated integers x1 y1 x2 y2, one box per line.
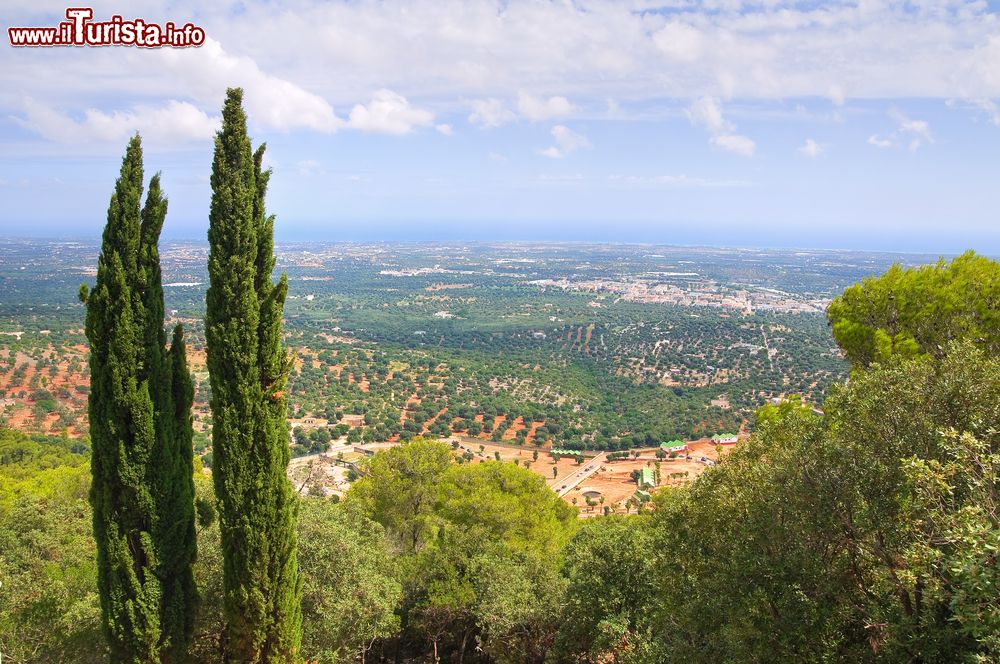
8 8 206 48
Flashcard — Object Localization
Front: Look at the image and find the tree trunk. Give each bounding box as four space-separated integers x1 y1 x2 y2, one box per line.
458 627 471 664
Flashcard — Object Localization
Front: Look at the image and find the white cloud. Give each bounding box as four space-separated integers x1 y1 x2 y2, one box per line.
868 134 894 149
13 97 218 145
5 1 1000 153
688 97 755 155
687 97 734 134
468 98 516 128
828 85 846 107
190 0 1000 102
711 134 756 156
867 110 934 151
798 138 824 157
14 85 440 144
973 99 1000 127
539 125 592 159
347 89 435 135
948 98 1000 127
157 38 342 133
892 111 933 151
652 21 704 62
517 92 575 121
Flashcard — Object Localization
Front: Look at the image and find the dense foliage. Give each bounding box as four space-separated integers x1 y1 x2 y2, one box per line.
80 136 196 663
828 250 1000 368
0 429 399 664
0 431 98 664
344 439 578 662
205 88 301 662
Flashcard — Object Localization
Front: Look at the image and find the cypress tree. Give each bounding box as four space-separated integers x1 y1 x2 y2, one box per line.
84 135 197 662
153 321 197 658
139 175 198 658
205 87 301 663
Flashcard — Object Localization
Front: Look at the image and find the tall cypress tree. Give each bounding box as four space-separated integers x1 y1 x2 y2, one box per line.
205 87 301 663
161 322 197 656
138 174 198 658
84 135 197 663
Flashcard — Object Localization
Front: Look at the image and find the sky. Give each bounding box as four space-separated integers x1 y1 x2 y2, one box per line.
2 0 1000 252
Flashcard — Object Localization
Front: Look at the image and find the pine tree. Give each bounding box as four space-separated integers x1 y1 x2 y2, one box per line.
205 87 301 663
84 135 197 662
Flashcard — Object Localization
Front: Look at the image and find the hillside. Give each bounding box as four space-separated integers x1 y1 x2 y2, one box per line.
3 253 1000 663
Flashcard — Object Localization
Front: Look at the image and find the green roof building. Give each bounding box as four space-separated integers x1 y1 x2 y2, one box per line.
640 467 656 489
660 440 687 451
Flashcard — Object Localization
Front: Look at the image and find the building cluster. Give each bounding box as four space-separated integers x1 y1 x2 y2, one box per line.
527 278 829 315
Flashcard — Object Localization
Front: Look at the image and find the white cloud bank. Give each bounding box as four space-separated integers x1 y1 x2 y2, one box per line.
11 39 439 144
13 97 218 145
4 1 1000 146
191 0 1000 102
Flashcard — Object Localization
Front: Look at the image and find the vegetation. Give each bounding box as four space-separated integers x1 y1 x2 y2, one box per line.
828 250 1000 367
5 230 1000 663
640 252 1000 663
0 430 98 664
79 135 196 663
205 88 301 662
0 241 860 446
344 438 577 662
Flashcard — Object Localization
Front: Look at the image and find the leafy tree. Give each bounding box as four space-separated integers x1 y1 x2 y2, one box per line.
471 549 567 664
649 341 1000 663
827 251 1000 368
0 468 102 663
411 546 478 664
553 516 658 663
0 429 98 662
900 431 1000 659
345 437 452 553
436 460 577 558
345 439 576 662
297 500 401 663
205 88 301 662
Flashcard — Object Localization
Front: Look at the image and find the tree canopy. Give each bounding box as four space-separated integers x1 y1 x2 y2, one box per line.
827 251 1000 368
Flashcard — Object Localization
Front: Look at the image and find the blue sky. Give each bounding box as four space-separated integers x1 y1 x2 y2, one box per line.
2 1 1000 252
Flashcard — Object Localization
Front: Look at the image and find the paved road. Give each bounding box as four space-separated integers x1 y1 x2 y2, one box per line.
555 452 607 497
